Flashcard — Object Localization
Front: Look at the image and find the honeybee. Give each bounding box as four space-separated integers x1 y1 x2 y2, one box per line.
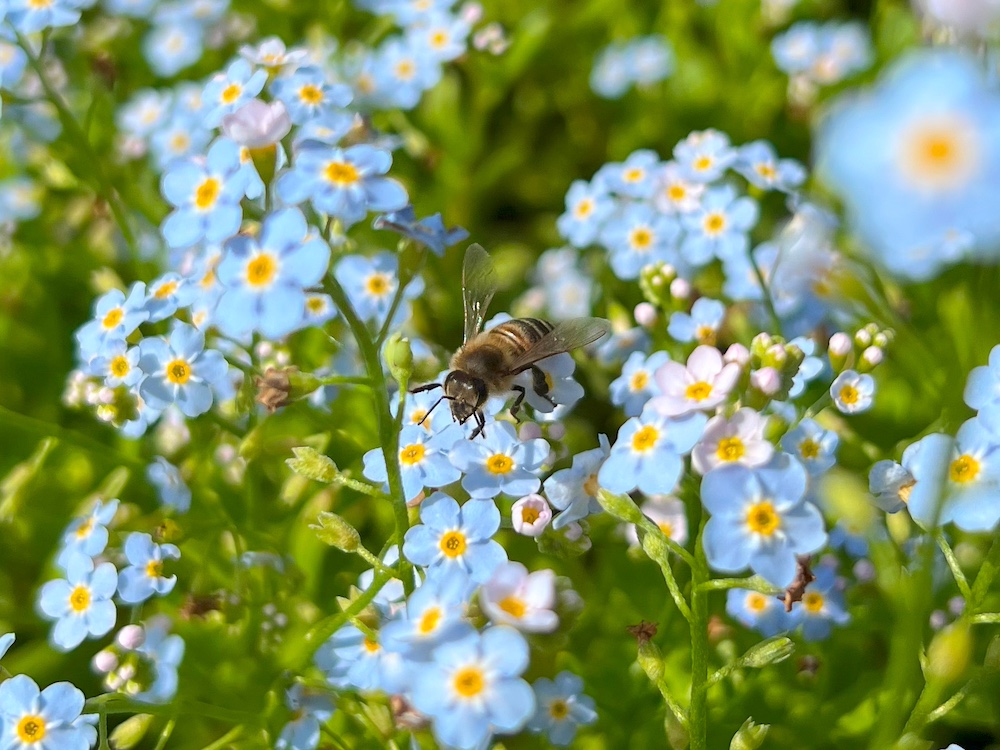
412 244 610 439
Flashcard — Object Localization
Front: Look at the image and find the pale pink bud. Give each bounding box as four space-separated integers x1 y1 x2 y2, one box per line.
518 422 543 441
669 278 691 300
563 522 584 541
116 624 145 650
221 99 291 148
92 650 118 674
547 422 566 441
828 332 852 357
724 343 750 367
750 366 781 396
634 302 658 327
861 346 883 367
460 1 484 24
854 328 872 347
511 494 552 537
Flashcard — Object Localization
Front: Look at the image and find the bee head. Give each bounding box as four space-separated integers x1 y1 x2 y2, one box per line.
443 371 487 424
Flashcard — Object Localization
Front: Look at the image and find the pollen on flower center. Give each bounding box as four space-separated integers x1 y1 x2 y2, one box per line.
299 84 324 104
693 155 713 172
486 454 514 474
165 358 192 385
194 177 221 210
102 307 124 330
439 530 467 558
704 212 726 235
306 296 326 313
838 385 859 405
667 184 687 201
803 591 825 613
630 227 653 250
549 699 570 720
574 198 593 218
365 272 392 296
246 254 278 287
430 30 449 47
623 167 644 183
400 443 426 465
716 436 745 462
17 715 46 743
418 606 442 634
69 584 91 612
220 83 242 104
685 381 712 401
363 637 380 653
324 161 360 186
799 438 820 459
498 596 526 618
520 505 540 524
110 356 131 378
28 0 52 8
410 409 428 426
746 592 768 612
170 133 190 152
746 500 780 536
453 666 485 698
949 454 981 484
155 280 179 299
631 425 660 453
900 116 977 191
146 559 163 579
630 371 649 391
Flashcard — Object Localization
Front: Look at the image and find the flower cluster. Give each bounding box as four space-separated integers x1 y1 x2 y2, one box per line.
771 21 872 103
590 35 674 99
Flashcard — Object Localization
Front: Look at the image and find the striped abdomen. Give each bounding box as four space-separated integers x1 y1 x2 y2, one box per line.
486 318 554 352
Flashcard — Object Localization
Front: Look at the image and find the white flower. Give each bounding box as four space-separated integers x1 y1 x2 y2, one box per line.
831 370 875 414
480 562 559 633
221 99 291 148
692 408 774 474
511 494 553 537
650 345 741 417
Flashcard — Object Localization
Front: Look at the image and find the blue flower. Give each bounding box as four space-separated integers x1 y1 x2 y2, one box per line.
402 492 507 583
480 562 559 633
202 59 268 127
771 22 821 75
788 564 850 641
628 35 675 86
369 36 443 110
316 624 408 692
334 251 424 326
5 0 83 33
271 65 353 124
0 675 95 750
160 138 248 249
527 672 597 746
142 22 205 79
830 370 874 414
147 457 192 512
680 184 759 265
673 129 737 183
725 588 790 637
372 205 469 255
595 326 650 365
85 340 142 388
143 273 190 323
448 422 549 500
590 41 634 99
215 208 330 339
781 418 838 475
701 455 827 588
598 406 706 496
543 435 609 529
600 203 680 280
55 499 120 571
907 414 1000 532
0 37 27 90
276 684 335 750
964 343 1000 410
868 458 915 513
117 532 180 604
364 424 464 503
828 521 869 558
0 633 14 661
408 11 471 62
393 381 456 435
38 556 118 651
150 115 212 170
134 618 185 703
668 297 726 344
734 140 807 193
599 149 661 199
381 567 475 657
138 323 230 418
609 351 668 417
409 626 535 750
277 143 408 227
75 283 149 360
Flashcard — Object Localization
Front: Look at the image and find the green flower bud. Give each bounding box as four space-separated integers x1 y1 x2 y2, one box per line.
248 144 277 187
310 511 361 552
739 636 794 668
636 636 664 684
597 489 645 524
110 713 154 750
927 621 971 684
286 446 338 483
638 262 677 309
730 717 769 750
385 332 414 385
985 634 1000 671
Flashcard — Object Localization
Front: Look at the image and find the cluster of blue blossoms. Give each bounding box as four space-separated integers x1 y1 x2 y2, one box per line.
589 35 674 99
771 21 872 100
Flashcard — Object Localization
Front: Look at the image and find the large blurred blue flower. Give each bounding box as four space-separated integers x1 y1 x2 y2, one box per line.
527 671 597 746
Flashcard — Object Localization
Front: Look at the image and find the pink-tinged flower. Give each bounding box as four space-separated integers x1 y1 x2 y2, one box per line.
511 494 552 537
692 408 774 475
650 346 741 417
750 366 781 396
221 99 292 148
480 562 559 633
624 496 688 547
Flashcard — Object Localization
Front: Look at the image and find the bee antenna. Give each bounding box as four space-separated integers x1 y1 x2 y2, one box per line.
419 395 451 425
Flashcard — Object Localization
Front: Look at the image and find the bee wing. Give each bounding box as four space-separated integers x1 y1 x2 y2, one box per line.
507 318 612 373
462 243 498 343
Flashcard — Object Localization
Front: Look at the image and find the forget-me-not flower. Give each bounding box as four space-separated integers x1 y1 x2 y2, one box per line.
138 323 230 418
448 422 549 500
364 424 463 503
38 555 118 651
527 672 598 747
0 675 96 750
117 532 180 604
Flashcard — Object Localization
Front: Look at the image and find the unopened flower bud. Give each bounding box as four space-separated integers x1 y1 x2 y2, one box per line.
384 333 414 385
222 99 291 149
93 649 119 674
828 332 852 356
460 0 484 24
730 717 770 750
669 277 691 300
547 422 566 441
596 489 644 524
254 367 322 413
518 422 543 441
763 344 787 370
873 332 889 348
563 522 583 541
117 624 145 650
724 343 750 367
310 511 361 552
634 302 658 327
638 262 676 307
927 621 971 683
740 636 794 668
859 346 883 372
286 446 338 483
109 712 155 750
511 494 552 537
750 367 781 396
854 328 872 347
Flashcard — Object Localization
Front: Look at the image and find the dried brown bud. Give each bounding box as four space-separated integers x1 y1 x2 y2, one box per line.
707 614 733 644
627 620 658 644
255 367 293 413
179 593 222 620
390 695 429 731
781 556 816 612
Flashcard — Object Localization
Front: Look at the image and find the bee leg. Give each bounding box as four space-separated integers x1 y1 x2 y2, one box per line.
470 411 487 440
530 366 556 408
510 385 527 422
410 382 442 394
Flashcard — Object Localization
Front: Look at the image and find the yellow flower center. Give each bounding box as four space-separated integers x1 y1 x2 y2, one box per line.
28 0 52 8
439 530 467 558
246 254 277 287
102 308 124 330
324 161 360 186
799 438 820 459
170 133 190 153
76 518 95 539
486 454 514 474
899 480 915 504
453 666 485 698
623 167 645 183
306 296 326 313
520 505 540 525
69 585 91 612
755 163 776 180
549 700 569 720
410 408 428 426
685 381 712 401
658 521 673 537
111 355 131 378
498 596 526 618
667 184 687 201
949 454 981 484
430 30 449 48
145 560 163 579
693 155 713 172
746 501 780 536
803 591 824 613
838 385 859 406
630 371 649 391
165 359 191 385
17 716 46 744
155 280 179 299
194 177 221 210
695 324 716 345
220 83 242 104
363 637 380 653
395 60 416 80
900 116 977 192
716 437 745 462
583 473 599 497
365 273 392 296
631 425 660 453
418 606 442 634
704 212 726 235
399 443 426 465
746 592 768 612
574 198 593 218
299 84 324 104
630 227 653 250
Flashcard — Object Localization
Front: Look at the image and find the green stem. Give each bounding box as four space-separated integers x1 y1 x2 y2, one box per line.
153 718 176 750
304 569 393 654
98 706 110 750
934 531 972 602
695 576 782 595
317 375 372 387
652 676 689 731
688 520 710 750
83 695 260 725
201 725 244 750
748 249 781 336
971 612 1000 624
970 534 1000 612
